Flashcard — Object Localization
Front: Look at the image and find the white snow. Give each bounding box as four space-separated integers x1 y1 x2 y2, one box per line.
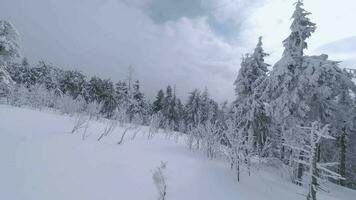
1 105 355 200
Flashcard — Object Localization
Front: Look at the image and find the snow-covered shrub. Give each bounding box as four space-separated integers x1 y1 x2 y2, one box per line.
117 123 138 145
97 118 118 141
84 101 102 119
71 113 89 134
55 94 85 115
152 161 167 200
286 122 344 200
7 84 28 106
148 113 162 139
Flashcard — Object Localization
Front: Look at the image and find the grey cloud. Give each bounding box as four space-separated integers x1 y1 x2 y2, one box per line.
0 0 259 102
313 36 356 69
316 36 356 54
145 0 265 41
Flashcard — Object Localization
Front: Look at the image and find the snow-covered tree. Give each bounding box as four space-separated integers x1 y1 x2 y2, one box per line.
59 69 86 99
127 80 147 124
224 118 251 182
0 65 14 98
258 3 356 186
233 37 271 156
115 81 129 108
282 0 316 61
234 37 269 97
185 89 202 130
201 119 222 159
0 20 20 66
152 89 165 114
287 122 344 200
86 77 117 118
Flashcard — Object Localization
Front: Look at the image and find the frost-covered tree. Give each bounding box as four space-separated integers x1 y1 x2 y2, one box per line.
234 37 269 97
127 80 147 123
0 20 19 98
86 77 117 118
224 118 250 182
0 20 20 66
283 0 316 61
259 1 356 185
200 119 222 159
287 122 344 200
29 61 62 90
152 89 165 114
233 37 271 156
115 80 130 112
160 85 181 130
185 89 202 130
58 70 86 99
0 65 14 98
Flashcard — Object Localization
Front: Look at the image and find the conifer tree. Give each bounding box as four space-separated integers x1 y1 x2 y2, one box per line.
283 0 316 61
0 20 20 66
233 37 270 155
152 89 165 114
115 81 129 110
259 1 356 185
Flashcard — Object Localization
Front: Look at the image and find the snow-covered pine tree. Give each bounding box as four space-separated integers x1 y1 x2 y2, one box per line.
161 85 180 130
0 20 19 99
152 89 165 114
283 0 316 63
58 70 86 99
162 86 173 128
168 87 179 130
175 98 185 132
0 65 14 98
184 89 202 149
321 74 356 188
259 1 356 185
127 80 147 124
0 20 20 66
115 80 130 113
85 77 117 118
233 36 270 156
185 89 202 130
99 79 117 118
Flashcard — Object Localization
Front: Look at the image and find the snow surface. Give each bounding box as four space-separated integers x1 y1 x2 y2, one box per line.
1 105 355 200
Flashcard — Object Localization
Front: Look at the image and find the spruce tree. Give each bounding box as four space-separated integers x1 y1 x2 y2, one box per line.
185 89 201 130
283 0 316 61
233 37 270 155
115 81 129 110
260 0 356 187
0 20 20 66
152 89 165 114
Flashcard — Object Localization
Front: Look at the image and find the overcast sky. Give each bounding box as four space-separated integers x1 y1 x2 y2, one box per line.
1 0 356 102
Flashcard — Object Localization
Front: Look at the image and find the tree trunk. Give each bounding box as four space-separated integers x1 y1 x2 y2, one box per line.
339 127 347 186
307 131 318 200
237 159 240 182
297 152 304 186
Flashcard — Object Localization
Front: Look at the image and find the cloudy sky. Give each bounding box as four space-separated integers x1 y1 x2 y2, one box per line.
1 0 356 102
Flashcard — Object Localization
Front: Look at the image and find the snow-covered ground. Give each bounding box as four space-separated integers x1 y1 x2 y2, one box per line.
1 105 355 200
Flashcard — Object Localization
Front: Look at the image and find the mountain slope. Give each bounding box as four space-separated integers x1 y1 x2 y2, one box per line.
0 105 355 200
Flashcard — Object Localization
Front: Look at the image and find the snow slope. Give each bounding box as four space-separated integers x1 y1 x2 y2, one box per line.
1 105 355 200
